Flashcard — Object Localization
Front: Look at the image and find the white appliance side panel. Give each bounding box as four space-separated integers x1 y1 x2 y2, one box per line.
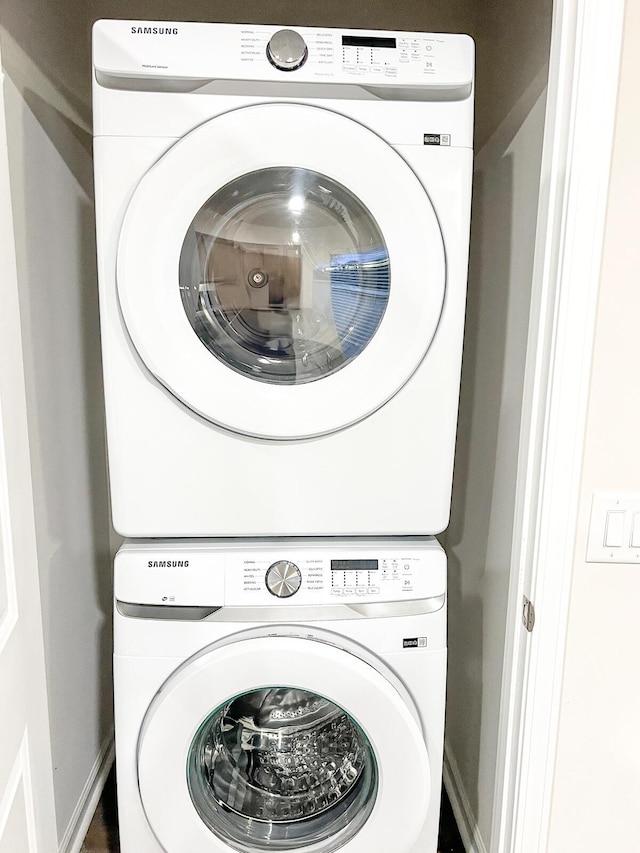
113 656 180 853
112 606 447 659
93 88 474 149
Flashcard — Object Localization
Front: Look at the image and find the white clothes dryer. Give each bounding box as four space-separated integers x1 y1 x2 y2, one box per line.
92 21 474 537
114 537 447 853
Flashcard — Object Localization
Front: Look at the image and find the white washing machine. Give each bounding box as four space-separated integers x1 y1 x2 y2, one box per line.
93 21 474 537
114 537 447 853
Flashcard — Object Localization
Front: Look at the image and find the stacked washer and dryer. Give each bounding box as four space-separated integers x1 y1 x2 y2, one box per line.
92 20 473 853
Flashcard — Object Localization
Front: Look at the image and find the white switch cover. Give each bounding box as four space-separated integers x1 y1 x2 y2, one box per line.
587 493 640 563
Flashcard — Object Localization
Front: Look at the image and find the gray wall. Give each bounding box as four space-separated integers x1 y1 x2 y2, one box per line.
441 1 552 848
443 85 549 849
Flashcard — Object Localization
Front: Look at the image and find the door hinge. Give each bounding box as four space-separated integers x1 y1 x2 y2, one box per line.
522 596 535 632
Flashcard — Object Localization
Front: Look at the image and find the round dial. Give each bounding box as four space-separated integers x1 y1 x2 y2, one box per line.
265 561 302 597
266 29 308 71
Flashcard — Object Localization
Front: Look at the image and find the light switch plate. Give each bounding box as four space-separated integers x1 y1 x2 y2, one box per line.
586 492 640 563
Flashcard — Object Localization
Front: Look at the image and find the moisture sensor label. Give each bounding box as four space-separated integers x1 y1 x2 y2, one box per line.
403 637 428 649
423 133 451 146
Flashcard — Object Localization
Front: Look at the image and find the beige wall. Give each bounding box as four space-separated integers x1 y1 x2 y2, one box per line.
548 1 640 848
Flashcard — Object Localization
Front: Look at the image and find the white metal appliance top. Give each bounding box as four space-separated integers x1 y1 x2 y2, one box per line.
93 20 474 99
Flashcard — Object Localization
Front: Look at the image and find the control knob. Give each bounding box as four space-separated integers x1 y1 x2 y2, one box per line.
266 29 308 71
265 560 302 597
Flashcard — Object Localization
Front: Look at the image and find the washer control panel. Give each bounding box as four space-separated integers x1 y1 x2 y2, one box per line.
227 546 445 606
114 539 446 608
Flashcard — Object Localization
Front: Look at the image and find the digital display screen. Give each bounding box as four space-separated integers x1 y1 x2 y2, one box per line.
342 35 397 49
331 559 379 571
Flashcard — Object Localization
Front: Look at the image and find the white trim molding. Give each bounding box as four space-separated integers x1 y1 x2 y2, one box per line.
492 1 626 851
58 733 114 853
444 740 488 853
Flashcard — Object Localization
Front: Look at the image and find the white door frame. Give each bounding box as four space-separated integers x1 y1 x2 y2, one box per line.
0 40 58 852
492 1 626 851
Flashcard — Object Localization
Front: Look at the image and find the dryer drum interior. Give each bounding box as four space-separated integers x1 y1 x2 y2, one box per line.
186 686 378 850
178 166 390 386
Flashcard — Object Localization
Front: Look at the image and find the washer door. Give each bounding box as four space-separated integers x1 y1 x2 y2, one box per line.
137 633 431 853
117 103 445 439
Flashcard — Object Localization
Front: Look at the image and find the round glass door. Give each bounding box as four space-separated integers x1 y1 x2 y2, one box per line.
187 687 378 852
179 167 389 385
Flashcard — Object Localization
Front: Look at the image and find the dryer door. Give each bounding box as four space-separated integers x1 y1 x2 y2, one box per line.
137 632 431 853
117 103 445 439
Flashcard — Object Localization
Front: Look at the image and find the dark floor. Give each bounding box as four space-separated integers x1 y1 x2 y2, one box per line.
437 787 466 853
82 766 465 852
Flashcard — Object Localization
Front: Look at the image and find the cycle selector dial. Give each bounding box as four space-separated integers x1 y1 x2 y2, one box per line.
265 560 302 597
266 29 308 71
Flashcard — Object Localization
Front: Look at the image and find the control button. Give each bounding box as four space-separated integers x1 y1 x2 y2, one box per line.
265 560 302 597
631 513 640 548
267 29 308 71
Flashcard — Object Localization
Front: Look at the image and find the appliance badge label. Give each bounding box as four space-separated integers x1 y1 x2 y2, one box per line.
147 560 189 567
403 637 428 649
423 133 451 146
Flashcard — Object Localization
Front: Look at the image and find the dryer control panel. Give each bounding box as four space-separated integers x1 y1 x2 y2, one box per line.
93 20 474 100
115 537 446 608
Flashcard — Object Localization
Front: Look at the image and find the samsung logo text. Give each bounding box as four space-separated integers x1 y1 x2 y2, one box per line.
132 26 179 35
148 560 189 567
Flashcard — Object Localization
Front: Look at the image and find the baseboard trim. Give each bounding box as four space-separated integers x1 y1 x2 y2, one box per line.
58 732 115 853
443 740 488 853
